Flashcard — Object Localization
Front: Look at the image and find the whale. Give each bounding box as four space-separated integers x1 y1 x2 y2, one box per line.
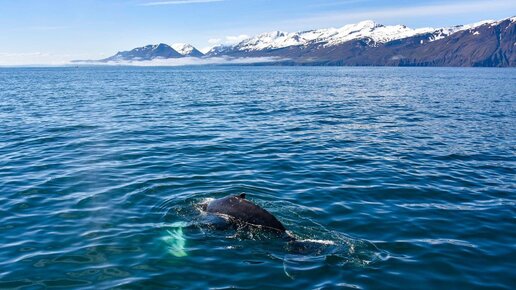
164 193 338 257
164 193 291 256
202 193 288 234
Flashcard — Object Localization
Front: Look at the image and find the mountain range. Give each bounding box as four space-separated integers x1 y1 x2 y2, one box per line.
86 16 516 67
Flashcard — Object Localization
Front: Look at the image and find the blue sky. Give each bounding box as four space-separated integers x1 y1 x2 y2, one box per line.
0 0 514 64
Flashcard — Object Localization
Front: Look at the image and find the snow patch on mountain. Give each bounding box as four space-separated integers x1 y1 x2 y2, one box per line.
429 20 495 41
171 43 204 57
172 43 194 55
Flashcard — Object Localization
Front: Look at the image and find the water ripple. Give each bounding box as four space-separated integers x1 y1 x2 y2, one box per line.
0 66 515 289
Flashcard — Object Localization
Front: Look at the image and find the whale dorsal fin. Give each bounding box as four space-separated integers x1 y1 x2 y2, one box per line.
239 193 246 199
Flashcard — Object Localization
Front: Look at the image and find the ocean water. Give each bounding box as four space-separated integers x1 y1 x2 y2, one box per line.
0 66 514 289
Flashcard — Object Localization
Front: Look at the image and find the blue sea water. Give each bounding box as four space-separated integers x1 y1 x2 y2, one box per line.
0 66 515 289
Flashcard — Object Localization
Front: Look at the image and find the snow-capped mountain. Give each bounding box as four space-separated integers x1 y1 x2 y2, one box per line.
171 43 204 57
207 18 512 55
101 43 183 61
205 16 515 67
213 20 435 53
83 16 515 67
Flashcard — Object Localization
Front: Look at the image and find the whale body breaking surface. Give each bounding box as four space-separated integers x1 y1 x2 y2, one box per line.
202 193 287 233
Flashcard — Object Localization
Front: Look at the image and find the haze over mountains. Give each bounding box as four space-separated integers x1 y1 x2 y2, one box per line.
86 16 515 67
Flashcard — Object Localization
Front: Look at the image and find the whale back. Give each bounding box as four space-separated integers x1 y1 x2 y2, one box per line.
205 194 286 233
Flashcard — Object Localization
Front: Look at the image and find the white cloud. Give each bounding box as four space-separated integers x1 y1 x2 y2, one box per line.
140 0 224 6
76 56 285 67
0 52 285 67
203 35 249 51
0 52 70 66
208 38 222 44
199 46 214 54
224 34 249 44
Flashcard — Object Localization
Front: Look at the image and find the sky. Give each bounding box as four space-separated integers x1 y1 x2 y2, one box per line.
0 0 515 65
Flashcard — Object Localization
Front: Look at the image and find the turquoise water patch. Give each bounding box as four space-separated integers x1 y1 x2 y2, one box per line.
162 222 189 257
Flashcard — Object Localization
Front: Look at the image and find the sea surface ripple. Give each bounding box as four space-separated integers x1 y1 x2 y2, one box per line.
0 66 515 289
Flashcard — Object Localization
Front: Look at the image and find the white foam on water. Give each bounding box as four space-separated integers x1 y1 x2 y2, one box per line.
297 239 336 245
